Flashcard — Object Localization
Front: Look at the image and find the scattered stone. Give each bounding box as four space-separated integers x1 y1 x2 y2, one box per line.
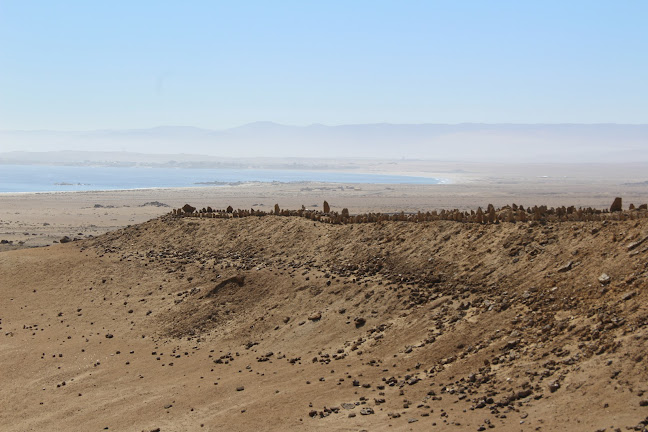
598 273 611 285
610 197 622 212
182 204 196 214
621 291 637 301
548 381 560 393
627 235 648 251
557 261 573 273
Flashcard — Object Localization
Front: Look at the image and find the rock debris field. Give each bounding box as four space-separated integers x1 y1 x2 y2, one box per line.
1 203 648 431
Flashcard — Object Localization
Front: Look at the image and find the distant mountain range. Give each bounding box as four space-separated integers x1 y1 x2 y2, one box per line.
1 123 647 163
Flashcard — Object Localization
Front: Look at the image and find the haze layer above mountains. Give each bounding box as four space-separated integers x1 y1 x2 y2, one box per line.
2 123 647 163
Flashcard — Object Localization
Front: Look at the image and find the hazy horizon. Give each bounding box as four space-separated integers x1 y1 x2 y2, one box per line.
1 122 647 163
2 2 647 162
4 120 648 133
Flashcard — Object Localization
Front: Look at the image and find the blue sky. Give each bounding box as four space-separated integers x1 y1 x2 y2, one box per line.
1 1 646 130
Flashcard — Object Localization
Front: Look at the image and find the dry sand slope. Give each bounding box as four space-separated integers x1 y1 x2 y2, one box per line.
1 214 648 431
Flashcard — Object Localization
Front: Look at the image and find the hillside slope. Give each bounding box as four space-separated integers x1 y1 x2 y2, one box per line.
1 215 648 431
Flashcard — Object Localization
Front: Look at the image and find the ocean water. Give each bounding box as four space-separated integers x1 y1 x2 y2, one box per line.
0 164 444 193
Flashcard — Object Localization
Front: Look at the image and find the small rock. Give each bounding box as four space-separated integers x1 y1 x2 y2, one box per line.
517 389 533 399
598 273 611 285
557 261 573 273
610 197 622 212
621 291 637 301
182 204 196 214
548 381 560 393
627 235 648 251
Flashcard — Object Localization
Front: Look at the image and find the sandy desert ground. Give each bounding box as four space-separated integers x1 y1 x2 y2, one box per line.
2 212 648 431
1 163 648 431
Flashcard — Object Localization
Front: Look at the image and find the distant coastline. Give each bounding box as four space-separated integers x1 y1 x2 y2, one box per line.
0 164 445 193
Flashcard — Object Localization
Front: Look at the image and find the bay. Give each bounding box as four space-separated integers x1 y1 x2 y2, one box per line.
0 164 444 193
